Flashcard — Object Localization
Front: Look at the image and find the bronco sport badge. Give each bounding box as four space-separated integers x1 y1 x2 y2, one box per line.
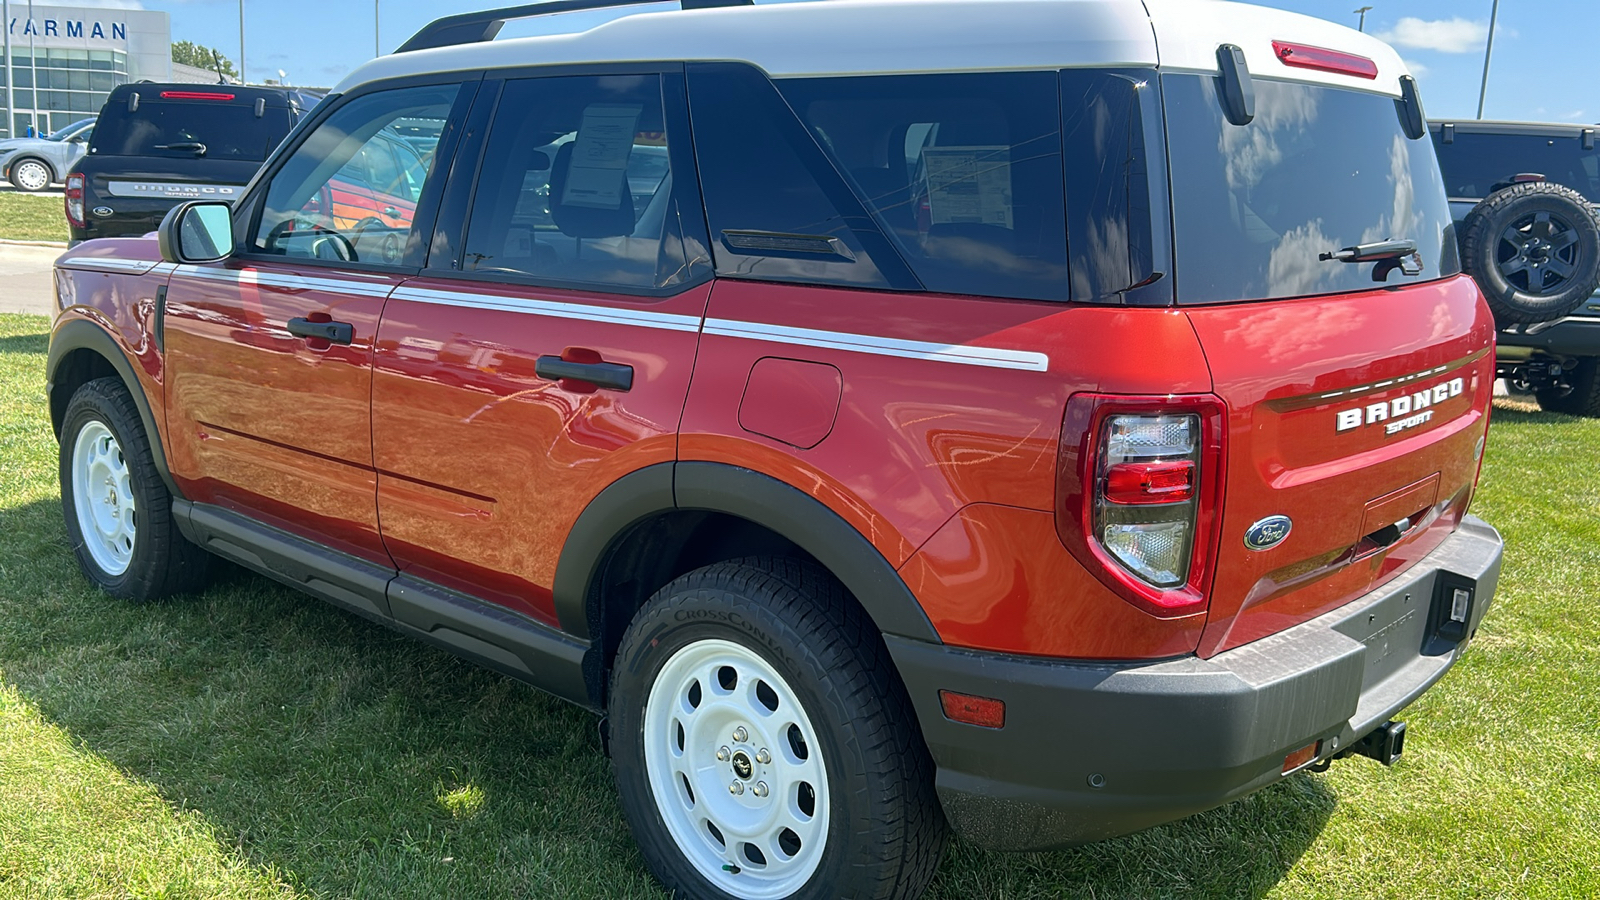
1336 377 1465 435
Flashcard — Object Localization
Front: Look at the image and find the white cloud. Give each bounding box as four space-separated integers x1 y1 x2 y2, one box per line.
1376 17 1488 54
1560 110 1588 121
1401 58 1430 78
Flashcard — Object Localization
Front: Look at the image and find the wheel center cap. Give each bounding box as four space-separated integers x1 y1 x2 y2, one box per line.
731 750 754 780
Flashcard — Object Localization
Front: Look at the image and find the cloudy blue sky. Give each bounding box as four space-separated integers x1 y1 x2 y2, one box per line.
24 0 1595 122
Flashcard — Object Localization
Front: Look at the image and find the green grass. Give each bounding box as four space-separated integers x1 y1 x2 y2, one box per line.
0 193 69 243
0 310 1595 898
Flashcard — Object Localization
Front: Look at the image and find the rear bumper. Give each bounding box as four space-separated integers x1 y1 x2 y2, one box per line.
887 514 1503 850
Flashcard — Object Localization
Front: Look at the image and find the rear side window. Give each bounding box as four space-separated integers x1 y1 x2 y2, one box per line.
780 71 1069 302
1164 75 1459 305
688 62 914 291
460 74 695 291
90 95 292 161
1433 131 1600 202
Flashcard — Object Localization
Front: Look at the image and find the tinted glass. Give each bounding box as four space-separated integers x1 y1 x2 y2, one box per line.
461 74 690 290
780 72 1069 301
689 63 909 291
1060 70 1172 305
1433 131 1600 202
253 84 461 266
46 117 93 141
1165 75 1459 305
91 98 292 160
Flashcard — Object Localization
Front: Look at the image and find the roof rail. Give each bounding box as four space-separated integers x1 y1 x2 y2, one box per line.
396 0 753 54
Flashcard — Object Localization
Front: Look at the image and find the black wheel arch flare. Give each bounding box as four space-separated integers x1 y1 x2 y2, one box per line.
553 461 942 704
47 318 183 499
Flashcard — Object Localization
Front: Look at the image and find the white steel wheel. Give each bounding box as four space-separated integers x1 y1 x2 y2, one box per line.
13 159 51 192
71 419 137 577
643 638 829 900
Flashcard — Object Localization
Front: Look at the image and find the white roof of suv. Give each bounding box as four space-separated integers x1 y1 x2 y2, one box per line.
338 0 1410 96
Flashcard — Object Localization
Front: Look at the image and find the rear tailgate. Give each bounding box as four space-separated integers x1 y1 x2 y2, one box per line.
77 157 261 240
1189 275 1495 655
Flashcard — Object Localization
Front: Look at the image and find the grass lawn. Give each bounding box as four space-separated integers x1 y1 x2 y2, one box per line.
0 310 1595 898
0 192 69 243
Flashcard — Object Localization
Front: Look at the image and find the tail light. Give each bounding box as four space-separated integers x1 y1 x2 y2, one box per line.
65 173 85 228
1056 394 1226 617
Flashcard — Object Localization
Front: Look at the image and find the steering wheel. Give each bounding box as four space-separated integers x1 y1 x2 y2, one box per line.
262 219 358 262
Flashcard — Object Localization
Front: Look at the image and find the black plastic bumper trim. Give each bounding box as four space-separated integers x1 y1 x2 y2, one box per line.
886 515 1503 850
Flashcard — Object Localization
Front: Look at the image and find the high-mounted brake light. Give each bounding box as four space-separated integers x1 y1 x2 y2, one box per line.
159 91 236 101
1272 41 1378 80
1056 395 1226 617
64 173 85 228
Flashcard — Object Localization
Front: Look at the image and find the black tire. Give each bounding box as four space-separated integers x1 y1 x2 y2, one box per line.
8 156 54 192
59 377 210 601
609 557 946 900
1460 181 1600 326
1535 357 1600 416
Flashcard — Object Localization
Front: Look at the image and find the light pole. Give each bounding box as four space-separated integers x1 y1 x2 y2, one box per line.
238 0 246 85
375 0 381 57
3 0 12 139
1354 6 1373 32
1477 0 1500 119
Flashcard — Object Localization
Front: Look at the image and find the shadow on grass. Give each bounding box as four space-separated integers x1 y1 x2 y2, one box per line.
0 327 50 355
0 495 1334 900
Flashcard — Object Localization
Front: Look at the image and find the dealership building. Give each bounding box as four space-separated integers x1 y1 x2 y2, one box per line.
2 4 173 138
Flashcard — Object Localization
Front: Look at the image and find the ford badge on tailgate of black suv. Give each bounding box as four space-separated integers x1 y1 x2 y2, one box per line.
66 84 322 245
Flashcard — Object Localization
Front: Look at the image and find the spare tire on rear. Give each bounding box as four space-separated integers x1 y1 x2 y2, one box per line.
1460 181 1600 326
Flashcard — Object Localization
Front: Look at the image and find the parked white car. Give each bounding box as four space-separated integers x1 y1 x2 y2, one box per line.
0 117 95 192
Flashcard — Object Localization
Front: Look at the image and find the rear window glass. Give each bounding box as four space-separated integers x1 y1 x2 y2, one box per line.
91 98 292 161
1164 74 1459 305
780 72 1069 302
1433 131 1600 202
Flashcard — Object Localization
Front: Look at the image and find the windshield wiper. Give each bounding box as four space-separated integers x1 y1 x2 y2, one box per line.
154 141 208 156
1319 239 1417 263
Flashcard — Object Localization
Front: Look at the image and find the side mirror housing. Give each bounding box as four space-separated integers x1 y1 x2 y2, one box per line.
158 201 235 264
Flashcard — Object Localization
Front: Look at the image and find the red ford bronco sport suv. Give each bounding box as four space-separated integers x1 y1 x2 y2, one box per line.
47 1 1503 897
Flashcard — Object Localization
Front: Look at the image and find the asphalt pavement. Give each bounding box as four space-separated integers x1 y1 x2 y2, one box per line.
0 242 64 316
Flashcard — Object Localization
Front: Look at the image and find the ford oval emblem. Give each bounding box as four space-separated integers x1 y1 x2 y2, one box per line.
91 206 113 218
1244 516 1292 551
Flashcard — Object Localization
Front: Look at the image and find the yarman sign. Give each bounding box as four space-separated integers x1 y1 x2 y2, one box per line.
5 16 128 42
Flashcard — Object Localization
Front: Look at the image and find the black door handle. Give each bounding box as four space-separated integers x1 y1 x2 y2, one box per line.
536 356 634 392
287 317 354 345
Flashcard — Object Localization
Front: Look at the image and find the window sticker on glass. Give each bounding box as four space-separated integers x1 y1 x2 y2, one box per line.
920 146 1013 228
562 104 643 210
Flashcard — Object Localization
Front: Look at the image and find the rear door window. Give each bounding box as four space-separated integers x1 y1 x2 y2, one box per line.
1164 74 1459 305
688 62 914 292
779 71 1069 301
458 73 697 291
90 95 292 161
1433 131 1600 202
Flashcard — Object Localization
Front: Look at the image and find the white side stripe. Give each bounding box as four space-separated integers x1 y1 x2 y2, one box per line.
392 285 704 333
704 318 1050 372
174 264 397 297
59 257 161 275
156 267 1052 372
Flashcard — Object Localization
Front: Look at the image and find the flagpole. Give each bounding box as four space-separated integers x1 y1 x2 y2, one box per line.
1476 0 1500 120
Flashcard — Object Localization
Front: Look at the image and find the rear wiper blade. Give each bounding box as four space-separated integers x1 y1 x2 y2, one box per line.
1319 239 1417 263
154 141 207 156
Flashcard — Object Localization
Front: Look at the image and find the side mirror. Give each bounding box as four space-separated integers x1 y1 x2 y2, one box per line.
158 201 235 264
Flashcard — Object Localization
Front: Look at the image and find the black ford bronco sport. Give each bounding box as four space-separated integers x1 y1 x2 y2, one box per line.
66 83 322 245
